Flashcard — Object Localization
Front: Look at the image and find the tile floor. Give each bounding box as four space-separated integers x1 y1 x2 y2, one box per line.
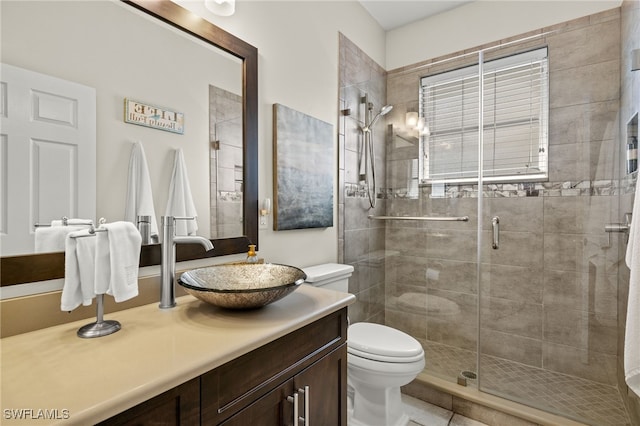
402 394 488 426
425 341 631 426
347 392 487 426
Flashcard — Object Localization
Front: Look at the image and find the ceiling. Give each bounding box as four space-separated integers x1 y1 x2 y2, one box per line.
358 0 474 31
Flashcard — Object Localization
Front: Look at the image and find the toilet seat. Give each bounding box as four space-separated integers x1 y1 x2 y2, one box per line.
348 322 424 363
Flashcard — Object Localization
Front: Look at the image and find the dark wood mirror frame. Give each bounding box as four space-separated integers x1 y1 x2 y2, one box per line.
0 0 258 287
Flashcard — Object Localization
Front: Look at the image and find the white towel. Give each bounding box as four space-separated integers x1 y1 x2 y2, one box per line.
35 224 91 253
94 228 111 296
94 222 141 303
124 141 159 243
625 178 640 395
60 229 96 311
165 148 198 236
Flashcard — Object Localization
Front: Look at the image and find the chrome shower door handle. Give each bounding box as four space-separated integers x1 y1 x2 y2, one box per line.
492 216 500 249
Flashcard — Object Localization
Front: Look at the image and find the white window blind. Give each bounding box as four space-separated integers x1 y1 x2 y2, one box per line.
419 47 549 184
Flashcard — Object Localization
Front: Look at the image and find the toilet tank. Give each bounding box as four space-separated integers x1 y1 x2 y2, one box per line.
303 263 354 293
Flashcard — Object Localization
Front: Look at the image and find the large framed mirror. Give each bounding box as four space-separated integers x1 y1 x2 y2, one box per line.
0 0 258 287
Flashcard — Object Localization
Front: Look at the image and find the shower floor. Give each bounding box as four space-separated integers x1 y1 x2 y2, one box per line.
424 341 631 426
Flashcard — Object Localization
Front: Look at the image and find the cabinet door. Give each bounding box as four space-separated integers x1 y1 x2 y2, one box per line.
97 378 199 426
294 344 347 426
220 379 295 426
221 344 347 426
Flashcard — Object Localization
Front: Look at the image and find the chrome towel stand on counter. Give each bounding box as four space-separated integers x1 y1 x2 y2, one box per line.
70 219 122 339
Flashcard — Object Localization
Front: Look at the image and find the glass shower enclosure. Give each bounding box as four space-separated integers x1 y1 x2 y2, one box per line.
381 41 627 426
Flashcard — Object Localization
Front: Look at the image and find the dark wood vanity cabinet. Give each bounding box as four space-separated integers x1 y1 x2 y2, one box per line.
96 379 200 426
100 308 348 426
219 346 346 426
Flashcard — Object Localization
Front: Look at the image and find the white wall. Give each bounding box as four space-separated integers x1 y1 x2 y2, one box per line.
385 0 623 70
176 0 386 269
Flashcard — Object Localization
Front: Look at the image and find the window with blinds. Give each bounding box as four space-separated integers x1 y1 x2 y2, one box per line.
419 47 548 184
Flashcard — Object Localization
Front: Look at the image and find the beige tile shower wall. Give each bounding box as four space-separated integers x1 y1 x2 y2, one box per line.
618 1 640 423
338 33 387 325
385 9 622 386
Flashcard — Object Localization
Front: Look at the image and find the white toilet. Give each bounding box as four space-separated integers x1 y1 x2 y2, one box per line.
303 263 425 426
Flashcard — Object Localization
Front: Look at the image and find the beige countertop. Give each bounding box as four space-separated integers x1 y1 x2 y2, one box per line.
0 284 355 425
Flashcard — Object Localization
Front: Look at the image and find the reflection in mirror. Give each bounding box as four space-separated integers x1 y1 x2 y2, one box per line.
1 0 241 256
0 62 97 256
0 0 258 288
209 86 244 238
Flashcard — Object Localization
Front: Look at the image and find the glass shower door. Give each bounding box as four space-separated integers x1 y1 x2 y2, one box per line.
476 45 626 425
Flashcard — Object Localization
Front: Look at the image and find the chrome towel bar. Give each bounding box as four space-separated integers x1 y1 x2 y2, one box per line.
368 215 469 222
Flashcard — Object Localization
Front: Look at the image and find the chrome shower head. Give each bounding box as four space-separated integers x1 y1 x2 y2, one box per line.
362 104 393 132
379 105 393 116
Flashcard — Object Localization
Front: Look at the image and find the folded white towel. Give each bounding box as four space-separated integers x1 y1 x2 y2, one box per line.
124 141 159 243
94 228 111 296
76 232 98 305
95 222 141 303
61 229 95 311
165 148 198 236
35 224 91 253
625 179 640 395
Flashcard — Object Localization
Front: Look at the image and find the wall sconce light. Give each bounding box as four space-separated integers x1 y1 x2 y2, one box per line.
406 111 419 128
406 112 430 136
632 49 640 72
259 198 271 227
417 117 430 136
205 0 235 16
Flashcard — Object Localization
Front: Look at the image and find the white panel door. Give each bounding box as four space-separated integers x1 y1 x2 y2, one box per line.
0 63 96 255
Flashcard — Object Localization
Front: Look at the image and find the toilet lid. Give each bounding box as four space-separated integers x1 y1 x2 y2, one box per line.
348 322 424 363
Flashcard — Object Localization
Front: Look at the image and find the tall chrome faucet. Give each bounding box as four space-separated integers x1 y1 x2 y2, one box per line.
160 216 214 309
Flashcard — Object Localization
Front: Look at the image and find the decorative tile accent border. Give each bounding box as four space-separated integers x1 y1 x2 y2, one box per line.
346 175 637 199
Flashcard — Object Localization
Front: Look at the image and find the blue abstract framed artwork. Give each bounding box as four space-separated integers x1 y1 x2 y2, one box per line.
273 103 334 230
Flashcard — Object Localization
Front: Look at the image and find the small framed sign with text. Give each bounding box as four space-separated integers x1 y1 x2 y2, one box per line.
124 98 184 134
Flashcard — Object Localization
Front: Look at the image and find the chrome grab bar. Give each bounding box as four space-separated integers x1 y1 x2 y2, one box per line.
368 215 469 222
